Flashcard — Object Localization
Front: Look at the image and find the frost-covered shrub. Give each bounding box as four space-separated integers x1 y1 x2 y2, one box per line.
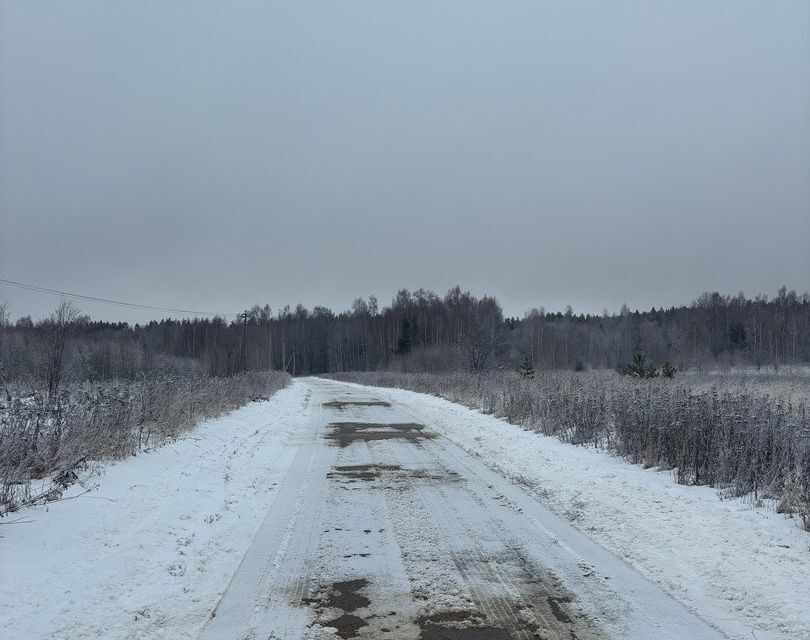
0 371 289 513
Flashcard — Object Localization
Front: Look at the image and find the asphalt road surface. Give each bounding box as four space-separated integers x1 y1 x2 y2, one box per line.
199 378 727 640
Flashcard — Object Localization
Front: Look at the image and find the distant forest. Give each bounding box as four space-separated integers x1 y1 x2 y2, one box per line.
1 286 808 383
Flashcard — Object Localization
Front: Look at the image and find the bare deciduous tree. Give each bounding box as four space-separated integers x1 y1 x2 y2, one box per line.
0 299 10 402
37 300 80 398
0 300 9 328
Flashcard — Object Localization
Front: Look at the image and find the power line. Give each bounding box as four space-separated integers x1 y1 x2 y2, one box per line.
0 277 241 318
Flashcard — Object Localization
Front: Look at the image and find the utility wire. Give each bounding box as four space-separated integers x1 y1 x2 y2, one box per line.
0 277 241 318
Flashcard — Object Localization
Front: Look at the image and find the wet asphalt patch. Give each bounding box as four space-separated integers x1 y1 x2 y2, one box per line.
327 464 461 487
325 613 367 638
323 400 392 410
329 464 403 481
305 578 372 639
325 422 434 447
322 578 371 612
417 610 513 640
303 567 598 639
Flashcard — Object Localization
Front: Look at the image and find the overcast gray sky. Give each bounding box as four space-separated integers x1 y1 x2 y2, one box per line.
2 1 808 322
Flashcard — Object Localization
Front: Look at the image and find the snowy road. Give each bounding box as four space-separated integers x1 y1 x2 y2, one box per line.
198 378 727 640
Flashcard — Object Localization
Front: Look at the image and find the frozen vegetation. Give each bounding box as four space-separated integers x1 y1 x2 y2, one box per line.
0 371 289 514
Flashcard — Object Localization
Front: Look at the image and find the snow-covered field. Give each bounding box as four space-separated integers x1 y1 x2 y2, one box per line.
2 378 807 640
0 383 314 639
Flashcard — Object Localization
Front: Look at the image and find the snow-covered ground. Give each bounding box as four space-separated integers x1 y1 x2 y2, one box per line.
0 382 314 640
357 382 810 640
2 378 806 640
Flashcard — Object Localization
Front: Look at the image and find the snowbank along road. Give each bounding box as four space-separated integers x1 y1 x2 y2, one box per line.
198 378 726 640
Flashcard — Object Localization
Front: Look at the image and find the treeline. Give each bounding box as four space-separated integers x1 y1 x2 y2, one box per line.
1 286 808 384
511 288 810 372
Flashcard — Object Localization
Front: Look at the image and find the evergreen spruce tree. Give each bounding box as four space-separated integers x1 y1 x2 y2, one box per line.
395 318 412 355
624 353 658 378
518 356 536 379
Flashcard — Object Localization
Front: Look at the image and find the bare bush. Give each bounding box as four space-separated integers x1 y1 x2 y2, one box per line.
327 370 810 526
0 371 289 513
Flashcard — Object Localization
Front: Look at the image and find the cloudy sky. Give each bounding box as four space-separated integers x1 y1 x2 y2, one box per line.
2 1 808 322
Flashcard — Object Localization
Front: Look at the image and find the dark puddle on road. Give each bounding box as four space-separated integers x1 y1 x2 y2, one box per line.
328 463 461 485
323 400 392 410
329 464 403 481
417 610 512 640
326 614 367 638
323 578 371 613
304 578 371 639
326 422 435 448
